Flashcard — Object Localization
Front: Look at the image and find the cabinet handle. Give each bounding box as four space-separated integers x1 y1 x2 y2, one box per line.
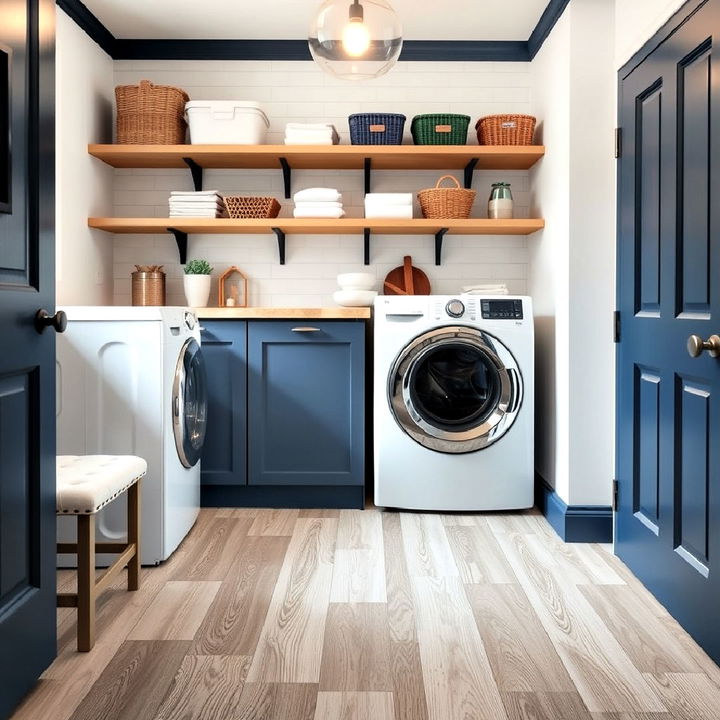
291 326 321 333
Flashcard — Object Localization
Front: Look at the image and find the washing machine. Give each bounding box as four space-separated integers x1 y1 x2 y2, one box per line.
374 294 534 511
56 306 207 565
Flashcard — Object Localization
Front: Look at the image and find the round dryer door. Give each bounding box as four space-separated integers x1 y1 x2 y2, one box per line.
388 326 523 454
173 338 208 468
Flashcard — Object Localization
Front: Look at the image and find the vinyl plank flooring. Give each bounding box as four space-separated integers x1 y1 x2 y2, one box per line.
248 509 299 536
68 641 189 720
319 604 391 691
501 691 593 720
591 713 671 719
382 513 417 644
412 575 507 720
496 533 665 713
400 513 459 579
440 513 479 526
215 508 260 518
233 683 318 720
127 581 221 641
656 616 720 689
485 512 538 535
154 655 251 720
299 509 341 518
466 584 576 692
247 518 338 683
641 673 720 720
314 692 395 720
445 524 516 583
388 641 430 720
191 536 289 656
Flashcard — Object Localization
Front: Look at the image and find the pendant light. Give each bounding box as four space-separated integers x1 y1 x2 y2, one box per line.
309 0 403 81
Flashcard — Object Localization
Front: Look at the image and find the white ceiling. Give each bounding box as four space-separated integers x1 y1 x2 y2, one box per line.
82 0 550 41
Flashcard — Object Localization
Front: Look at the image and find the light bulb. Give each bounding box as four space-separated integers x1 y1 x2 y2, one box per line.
342 20 370 57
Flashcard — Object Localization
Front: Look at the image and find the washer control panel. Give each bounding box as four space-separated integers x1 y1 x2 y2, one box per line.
445 299 465 318
481 298 524 320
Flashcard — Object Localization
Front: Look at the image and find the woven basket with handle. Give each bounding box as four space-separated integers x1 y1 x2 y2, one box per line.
224 196 281 219
476 114 536 145
418 175 476 219
115 80 189 144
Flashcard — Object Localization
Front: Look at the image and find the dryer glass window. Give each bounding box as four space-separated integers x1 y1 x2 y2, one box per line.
173 338 208 468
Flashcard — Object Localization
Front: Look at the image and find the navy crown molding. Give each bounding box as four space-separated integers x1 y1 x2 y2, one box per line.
535 474 613 543
57 0 564 62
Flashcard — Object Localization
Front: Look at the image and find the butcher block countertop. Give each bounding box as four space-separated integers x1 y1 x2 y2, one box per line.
195 307 372 320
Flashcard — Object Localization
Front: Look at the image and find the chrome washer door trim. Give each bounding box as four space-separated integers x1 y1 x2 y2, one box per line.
173 338 208 468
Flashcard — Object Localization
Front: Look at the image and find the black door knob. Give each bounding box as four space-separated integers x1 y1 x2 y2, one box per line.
35 309 67 334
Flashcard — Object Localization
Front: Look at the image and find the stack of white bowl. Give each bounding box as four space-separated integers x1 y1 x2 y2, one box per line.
333 273 377 307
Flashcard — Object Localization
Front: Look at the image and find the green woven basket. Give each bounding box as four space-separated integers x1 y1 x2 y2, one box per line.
411 114 471 145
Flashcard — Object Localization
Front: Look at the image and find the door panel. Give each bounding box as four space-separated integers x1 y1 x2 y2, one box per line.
635 367 660 531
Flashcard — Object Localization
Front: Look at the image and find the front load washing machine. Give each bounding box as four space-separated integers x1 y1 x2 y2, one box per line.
374 294 534 511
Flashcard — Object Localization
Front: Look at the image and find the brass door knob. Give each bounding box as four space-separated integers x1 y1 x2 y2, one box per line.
687 334 720 358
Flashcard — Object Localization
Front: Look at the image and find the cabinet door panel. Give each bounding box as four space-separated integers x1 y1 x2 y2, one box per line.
248 321 364 486
200 321 247 486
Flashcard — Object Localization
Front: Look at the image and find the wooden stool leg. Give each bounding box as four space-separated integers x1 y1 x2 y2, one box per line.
77 514 96 652
127 480 141 591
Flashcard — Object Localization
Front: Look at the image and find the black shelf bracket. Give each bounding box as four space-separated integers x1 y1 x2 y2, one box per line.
364 157 372 195
272 227 286 264
182 157 203 192
363 228 371 265
279 157 291 199
167 228 189 264
464 158 478 189
435 228 449 266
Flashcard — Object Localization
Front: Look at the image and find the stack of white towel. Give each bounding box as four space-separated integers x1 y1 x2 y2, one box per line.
284 123 340 145
462 283 509 296
169 190 228 218
364 193 414 219
293 188 345 218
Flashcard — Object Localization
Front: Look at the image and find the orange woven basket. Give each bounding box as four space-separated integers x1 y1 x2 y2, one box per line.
224 196 281 219
116 80 189 144
476 114 536 146
418 175 475 219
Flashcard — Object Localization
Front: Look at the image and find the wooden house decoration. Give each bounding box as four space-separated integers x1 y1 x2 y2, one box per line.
218 266 248 308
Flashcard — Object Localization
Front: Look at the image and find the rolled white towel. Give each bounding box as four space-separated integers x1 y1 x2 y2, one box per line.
364 205 413 219
294 201 344 209
364 193 413 206
294 188 342 203
293 206 345 219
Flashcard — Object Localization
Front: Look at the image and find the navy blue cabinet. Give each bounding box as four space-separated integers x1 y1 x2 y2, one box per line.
248 321 365 487
200 321 247 486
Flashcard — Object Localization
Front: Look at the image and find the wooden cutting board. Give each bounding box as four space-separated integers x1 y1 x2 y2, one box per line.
383 255 431 295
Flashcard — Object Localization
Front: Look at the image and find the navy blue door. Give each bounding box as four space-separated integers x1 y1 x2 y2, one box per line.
0 0 57 716
200 321 247 486
617 0 720 662
248 321 364 486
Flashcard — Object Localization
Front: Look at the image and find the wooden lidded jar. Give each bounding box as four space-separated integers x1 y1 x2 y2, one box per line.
131 265 166 306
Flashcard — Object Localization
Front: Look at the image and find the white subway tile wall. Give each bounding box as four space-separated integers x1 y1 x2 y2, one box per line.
112 60 532 306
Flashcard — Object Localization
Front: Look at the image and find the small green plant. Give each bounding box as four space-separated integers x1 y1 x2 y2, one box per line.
184 259 213 275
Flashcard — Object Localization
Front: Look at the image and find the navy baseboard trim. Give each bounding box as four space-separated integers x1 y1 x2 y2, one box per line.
535 474 613 543
201 484 365 509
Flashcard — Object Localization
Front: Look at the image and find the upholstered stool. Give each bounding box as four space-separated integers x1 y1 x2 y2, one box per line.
56 455 146 651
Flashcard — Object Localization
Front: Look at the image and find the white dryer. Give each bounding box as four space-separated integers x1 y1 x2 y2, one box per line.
57 306 207 564
374 295 534 511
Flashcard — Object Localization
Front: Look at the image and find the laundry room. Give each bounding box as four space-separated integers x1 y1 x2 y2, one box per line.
3 1 720 719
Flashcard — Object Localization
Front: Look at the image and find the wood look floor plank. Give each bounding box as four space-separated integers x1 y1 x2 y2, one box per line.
641 673 720 720
313 692 395 720
215 508 260 518
412 575 508 720
400 513 459 579
68 641 189 720
248 509 300 536
382 513 417 644
501 691 593 719
299 509 341 518
233 683 318 720
247 518 338 683
388 641 430 720
445 524 516 583
591 714 671 719
485 512 538 536
319 604 391 691
466 584 576 692
154 655 251 720
440 513 479 526
496 533 665 713
191 536 289 656
127 581 221 641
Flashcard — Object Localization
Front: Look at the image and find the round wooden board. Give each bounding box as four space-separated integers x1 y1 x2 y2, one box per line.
383 255 431 295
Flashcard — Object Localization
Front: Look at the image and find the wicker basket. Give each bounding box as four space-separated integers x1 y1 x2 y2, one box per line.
224 196 281 219
116 80 189 145
411 114 470 145
418 175 475 219
348 113 406 144
476 114 536 145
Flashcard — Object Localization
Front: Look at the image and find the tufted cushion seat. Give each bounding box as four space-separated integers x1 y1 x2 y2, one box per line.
56 455 147 515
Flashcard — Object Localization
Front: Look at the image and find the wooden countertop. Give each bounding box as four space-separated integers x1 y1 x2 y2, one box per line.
195 307 372 320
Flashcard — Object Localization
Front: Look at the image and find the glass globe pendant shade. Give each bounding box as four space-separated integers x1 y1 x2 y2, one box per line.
309 0 403 81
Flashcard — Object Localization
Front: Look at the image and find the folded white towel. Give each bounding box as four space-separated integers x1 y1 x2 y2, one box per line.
294 188 342 203
170 209 228 218
286 123 338 131
170 190 221 197
364 205 413 219
294 201 344 209
284 137 336 145
293 206 345 219
364 193 413 206
461 284 509 295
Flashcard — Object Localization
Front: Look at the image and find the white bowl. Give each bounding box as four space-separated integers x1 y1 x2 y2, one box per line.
337 272 376 291
333 290 378 307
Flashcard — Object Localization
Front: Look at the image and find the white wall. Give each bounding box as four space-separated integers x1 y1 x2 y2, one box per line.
56 10 115 305
111 60 533 306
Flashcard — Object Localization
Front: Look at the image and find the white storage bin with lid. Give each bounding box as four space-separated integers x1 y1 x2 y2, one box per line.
185 101 269 144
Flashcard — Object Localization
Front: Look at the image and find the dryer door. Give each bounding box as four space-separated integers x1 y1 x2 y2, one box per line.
173 338 208 468
388 326 523 454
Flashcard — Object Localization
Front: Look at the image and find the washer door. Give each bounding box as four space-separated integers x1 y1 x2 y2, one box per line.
388 326 523 453
173 338 208 468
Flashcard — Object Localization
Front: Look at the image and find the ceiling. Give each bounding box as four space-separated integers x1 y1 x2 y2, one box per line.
82 0 550 42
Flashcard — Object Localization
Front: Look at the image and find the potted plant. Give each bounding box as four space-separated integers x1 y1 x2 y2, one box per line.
183 259 214 307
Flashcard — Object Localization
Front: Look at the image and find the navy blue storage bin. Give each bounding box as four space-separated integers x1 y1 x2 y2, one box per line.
348 113 406 145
